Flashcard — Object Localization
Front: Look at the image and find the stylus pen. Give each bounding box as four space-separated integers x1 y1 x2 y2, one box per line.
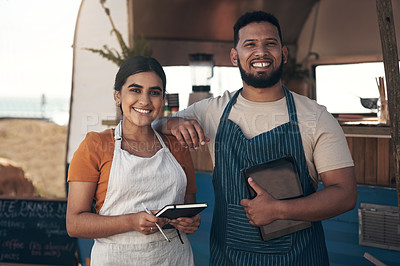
141 203 171 242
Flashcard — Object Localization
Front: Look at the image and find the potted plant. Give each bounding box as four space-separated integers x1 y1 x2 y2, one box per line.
282 55 313 98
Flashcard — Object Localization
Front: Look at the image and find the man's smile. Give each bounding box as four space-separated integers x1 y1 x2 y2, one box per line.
250 58 272 69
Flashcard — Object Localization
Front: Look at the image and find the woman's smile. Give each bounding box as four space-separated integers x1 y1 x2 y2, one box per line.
133 107 152 114
115 71 164 129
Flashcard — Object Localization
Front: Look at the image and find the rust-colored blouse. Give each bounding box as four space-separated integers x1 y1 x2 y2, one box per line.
67 129 197 212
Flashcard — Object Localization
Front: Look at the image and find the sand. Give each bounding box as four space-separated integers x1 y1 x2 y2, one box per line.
0 118 67 198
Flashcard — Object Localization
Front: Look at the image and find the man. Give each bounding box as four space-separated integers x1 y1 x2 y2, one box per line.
155 11 356 265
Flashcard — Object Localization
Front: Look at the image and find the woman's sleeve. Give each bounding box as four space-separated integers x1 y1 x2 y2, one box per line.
67 132 102 183
167 136 197 194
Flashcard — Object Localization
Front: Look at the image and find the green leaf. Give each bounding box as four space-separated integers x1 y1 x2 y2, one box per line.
84 1 153 66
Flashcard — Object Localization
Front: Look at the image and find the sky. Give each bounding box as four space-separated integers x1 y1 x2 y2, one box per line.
0 0 81 99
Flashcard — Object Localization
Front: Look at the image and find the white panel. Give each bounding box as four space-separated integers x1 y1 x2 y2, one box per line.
297 0 400 64
67 0 128 163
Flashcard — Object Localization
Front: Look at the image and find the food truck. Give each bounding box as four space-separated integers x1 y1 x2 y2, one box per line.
67 0 400 265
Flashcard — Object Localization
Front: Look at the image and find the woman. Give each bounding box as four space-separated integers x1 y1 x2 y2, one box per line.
66 56 200 265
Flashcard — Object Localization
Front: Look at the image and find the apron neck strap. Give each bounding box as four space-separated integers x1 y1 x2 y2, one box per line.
283 86 298 123
115 121 166 149
220 86 298 123
114 120 123 141
152 127 167 149
220 89 242 120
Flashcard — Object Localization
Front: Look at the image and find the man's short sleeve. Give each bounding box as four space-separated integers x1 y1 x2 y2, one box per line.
173 98 209 122
313 110 354 174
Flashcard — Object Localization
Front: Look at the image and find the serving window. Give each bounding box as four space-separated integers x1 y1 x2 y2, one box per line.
315 62 385 115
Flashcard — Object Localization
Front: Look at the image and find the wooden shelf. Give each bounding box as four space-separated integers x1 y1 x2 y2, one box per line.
341 125 391 138
102 120 119 126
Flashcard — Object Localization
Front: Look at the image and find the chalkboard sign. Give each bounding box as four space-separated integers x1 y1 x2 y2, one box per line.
0 197 77 265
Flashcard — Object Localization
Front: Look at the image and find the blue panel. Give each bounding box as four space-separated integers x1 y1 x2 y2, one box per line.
77 238 94 266
188 173 400 266
187 172 215 266
320 184 400 266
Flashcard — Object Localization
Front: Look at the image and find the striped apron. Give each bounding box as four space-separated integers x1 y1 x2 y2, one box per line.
210 87 329 265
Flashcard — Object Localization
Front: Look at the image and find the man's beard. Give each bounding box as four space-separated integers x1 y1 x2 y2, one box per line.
238 56 284 88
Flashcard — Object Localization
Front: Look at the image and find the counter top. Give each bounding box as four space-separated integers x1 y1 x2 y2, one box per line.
337 115 391 138
341 125 391 138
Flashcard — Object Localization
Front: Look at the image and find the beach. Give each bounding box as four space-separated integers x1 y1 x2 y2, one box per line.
0 118 67 198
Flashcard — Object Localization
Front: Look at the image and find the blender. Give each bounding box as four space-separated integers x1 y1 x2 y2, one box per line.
188 53 214 105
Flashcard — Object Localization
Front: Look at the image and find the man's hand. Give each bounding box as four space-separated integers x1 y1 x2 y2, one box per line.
241 167 356 225
240 177 280 226
166 117 209 149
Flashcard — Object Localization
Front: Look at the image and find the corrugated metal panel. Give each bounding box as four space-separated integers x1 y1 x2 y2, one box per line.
359 203 400 252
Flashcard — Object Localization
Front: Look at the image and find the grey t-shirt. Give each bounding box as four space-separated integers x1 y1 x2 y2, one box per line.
174 90 354 185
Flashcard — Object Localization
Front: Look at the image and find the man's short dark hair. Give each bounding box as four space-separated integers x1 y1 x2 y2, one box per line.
233 11 283 47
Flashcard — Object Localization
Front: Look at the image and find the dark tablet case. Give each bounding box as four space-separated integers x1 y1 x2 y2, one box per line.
241 157 311 241
155 203 208 219
155 203 207 229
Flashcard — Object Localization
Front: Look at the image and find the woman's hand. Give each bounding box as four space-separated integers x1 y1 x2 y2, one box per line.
68 182 173 238
134 211 170 235
169 214 201 234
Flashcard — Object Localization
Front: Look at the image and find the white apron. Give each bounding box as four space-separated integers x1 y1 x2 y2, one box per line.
90 121 194 266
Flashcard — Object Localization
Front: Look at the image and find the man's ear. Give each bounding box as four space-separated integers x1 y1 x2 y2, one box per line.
230 48 238 66
282 46 289 64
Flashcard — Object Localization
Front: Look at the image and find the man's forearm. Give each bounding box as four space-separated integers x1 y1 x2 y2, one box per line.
241 166 356 226
152 116 175 135
153 115 209 148
278 184 356 222
278 167 357 222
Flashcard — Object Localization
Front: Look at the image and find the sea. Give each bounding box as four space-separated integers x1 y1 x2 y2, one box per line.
0 96 70 126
